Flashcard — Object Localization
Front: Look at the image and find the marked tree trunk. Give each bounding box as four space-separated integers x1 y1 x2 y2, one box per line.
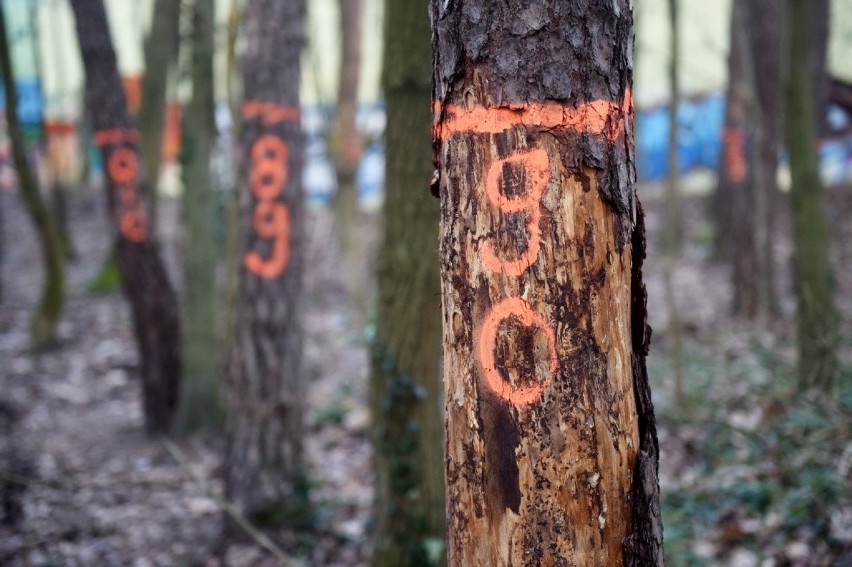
225 0 308 526
785 0 839 390
430 2 664 565
369 1 445 565
0 4 65 349
176 0 221 433
716 0 782 320
71 0 182 435
138 0 180 226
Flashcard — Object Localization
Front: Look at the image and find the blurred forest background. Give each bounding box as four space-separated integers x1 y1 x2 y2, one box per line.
0 0 849 565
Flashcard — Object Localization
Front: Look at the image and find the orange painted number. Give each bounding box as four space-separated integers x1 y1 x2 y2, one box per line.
479 297 557 406
244 134 289 278
481 148 550 276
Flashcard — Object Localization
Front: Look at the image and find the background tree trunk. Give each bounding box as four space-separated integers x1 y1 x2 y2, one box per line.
70 0 182 435
138 0 180 226
369 1 445 565
0 4 65 350
175 0 222 433
225 0 309 528
330 0 366 317
785 0 839 390
430 1 663 565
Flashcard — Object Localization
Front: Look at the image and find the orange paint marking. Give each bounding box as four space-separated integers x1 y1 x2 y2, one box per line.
481 148 550 276
244 130 291 278
250 136 289 200
107 147 138 184
723 126 747 184
94 128 139 147
479 296 558 407
97 128 148 243
435 89 631 140
244 201 290 278
243 101 300 126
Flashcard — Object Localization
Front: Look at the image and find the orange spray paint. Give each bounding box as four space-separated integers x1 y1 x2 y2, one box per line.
95 128 148 243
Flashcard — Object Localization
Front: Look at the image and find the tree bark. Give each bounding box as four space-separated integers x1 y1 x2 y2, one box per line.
70 0 182 435
369 2 445 565
175 0 222 433
138 0 180 226
0 4 65 350
785 0 839 390
225 0 308 526
430 2 663 565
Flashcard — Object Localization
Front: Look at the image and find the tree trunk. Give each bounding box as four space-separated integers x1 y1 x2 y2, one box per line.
663 0 684 404
369 1 445 565
430 2 664 565
331 0 366 317
745 0 783 322
785 0 839 391
138 0 180 227
225 0 309 527
70 0 182 435
0 4 65 350
175 0 221 433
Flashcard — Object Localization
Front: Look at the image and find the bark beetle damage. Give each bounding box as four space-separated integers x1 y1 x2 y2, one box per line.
432 1 664 564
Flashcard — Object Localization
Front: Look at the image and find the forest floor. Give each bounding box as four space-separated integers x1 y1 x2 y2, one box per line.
0 182 850 567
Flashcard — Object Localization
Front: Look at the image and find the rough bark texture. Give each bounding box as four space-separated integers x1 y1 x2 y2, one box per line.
431 2 663 565
225 0 308 525
176 0 221 433
0 3 65 350
138 0 180 224
785 0 839 390
369 2 445 565
71 0 182 435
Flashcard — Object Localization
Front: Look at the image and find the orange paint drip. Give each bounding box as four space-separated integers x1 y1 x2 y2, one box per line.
435 89 631 140
243 101 300 126
479 296 558 406
723 126 747 184
481 148 550 276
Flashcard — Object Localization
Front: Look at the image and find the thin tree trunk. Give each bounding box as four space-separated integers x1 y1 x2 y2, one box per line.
70 0 182 435
331 0 365 317
430 1 663 564
369 1 445 565
663 0 684 405
225 0 309 528
138 0 180 227
785 0 839 391
175 0 222 433
0 4 65 350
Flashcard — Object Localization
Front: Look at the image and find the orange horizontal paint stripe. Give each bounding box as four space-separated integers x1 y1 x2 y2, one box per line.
435 89 632 140
242 101 300 126
94 128 139 147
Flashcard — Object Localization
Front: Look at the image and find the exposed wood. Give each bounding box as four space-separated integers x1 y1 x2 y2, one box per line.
430 1 663 564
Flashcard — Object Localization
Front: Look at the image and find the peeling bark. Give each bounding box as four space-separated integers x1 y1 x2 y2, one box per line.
430 2 663 565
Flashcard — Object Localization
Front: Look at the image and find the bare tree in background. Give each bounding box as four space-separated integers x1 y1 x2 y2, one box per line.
0 3 65 350
70 0 182 434
225 0 309 530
